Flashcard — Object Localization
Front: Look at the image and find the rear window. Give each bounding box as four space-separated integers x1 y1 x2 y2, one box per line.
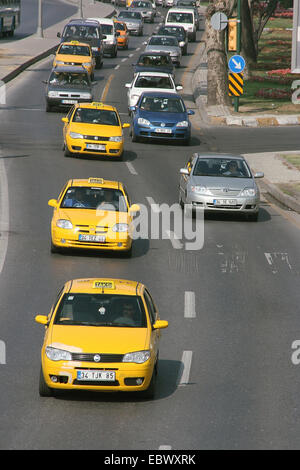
138 54 171 66
134 75 173 89
167 12 193 24
149 36 178 47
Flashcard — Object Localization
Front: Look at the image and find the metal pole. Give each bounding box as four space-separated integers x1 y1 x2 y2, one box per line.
36 0 43 38
234 0 241 112
79 0 84 18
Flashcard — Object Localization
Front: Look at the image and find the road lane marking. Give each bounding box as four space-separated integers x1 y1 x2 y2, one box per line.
114 65 120 70
146 196 161 213
178 351 193 386
0 153 9 275
184 291 196 318
125 161 138 175
159 445 172 450
129 53 134 57
166 230 183 250
100 73 114 102
121 58 127 62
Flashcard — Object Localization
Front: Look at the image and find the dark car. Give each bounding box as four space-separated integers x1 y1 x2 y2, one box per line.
133 51 175 77
43 66 93 112
156 25 188 55
57 19 105 69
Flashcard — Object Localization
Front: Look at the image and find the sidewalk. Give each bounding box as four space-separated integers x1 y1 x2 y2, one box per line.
191 6 300 214
0 0 116 84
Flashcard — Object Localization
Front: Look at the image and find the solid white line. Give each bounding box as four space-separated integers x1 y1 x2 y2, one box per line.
129 53 134 57
178 351 193 386
0 153 9 275
165 230 183 250
146 196 161 213
184 291 196 318
125 161 138 175
159 445 172 450
121 58 127 62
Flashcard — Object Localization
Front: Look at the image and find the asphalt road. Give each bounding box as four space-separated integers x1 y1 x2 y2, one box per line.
0 6 300 450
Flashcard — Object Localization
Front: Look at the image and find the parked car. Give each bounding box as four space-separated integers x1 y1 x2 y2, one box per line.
130 91 194 145
145 35 182 67
117 10 144 36
43 66 93 112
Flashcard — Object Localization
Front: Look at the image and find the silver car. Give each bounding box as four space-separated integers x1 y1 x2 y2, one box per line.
145 35 182 66
129 1 155 23
179 153 264 221
117 11 144 36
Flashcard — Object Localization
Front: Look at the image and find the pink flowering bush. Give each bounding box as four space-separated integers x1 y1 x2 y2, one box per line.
255 88 292 99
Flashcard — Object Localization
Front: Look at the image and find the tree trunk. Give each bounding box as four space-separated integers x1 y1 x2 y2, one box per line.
241 0 257 69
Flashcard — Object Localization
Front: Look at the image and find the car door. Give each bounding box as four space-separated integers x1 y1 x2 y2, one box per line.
63 106 75 143
143 289 160 365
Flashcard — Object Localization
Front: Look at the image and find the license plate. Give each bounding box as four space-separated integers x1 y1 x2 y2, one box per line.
78 234 106 242
86 144 106 150
213 199 237 206
155 128 172 134
61 99 77 104
76 370 116 381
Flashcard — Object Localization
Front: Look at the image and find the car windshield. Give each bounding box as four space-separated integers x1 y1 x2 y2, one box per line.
63 25 99 39
115 22 125 31
193 158 252 178
132 1 152 7
158 27 185 38
72 108 119 126
58 44 90 56
101 24 113 35
167 12 193 23
140 96 184 112
54 293 147 328
177 0 196 6
137 54 171 66
135 75 173 89
49 72 89 86
60 187 128 211
119 11 142 19
149 36 178 46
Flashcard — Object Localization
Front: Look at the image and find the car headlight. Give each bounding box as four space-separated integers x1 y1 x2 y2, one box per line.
92 46 99 52
176 121 189 127
170 51 179 56
80 93 92 99
137 118 150 126
48 91 59 98
122 350 151 363
190 186 211 195
179 41 185 47
105 40 114 45
55 60 65 65
69 132 84 139
112 223 129 232
45 346 72 361
240 187 256 197
109 136 122 142
56 219 73 229
82 61 92 66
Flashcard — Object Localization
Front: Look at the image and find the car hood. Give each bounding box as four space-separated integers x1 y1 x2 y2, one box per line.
47 84 92 93
137 109 187 122
145 45 180 54
49 325 149 354
121 18 142 24
69 122 122 137
57 208 129 226
189 175 255 190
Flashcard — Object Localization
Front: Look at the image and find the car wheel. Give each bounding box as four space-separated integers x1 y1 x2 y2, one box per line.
39 367 53 397
95 57 103 69
139 360 157 399
182 137 191 146
46 103 53 113
64 145 73 158
50 241 61 254
183 46 188 55
131 130 139 142
139 29 143 36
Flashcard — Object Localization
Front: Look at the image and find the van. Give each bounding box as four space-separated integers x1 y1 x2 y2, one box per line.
57 19 104 69
165 8 196 42
89 18 118 58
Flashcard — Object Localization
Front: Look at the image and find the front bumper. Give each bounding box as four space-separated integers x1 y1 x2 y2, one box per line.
185 193 260 213
134 122 190 141
103 43 117 54
65 135 124 157
41 357 154 392
52 227 132 251
46 96 92 108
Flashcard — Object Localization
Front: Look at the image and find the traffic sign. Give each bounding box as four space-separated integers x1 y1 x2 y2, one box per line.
228 55 245 73
211 12 228 31
228 72 244 97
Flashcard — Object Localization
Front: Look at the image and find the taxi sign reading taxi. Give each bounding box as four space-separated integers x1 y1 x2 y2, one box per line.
228 55 245 74
93 281 115 289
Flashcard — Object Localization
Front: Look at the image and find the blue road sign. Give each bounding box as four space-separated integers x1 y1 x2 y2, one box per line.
228 55 245 73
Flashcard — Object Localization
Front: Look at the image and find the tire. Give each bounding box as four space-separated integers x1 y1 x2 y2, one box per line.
39 367 53 397
139 29 143 37
139 361 157 399
122 245 132 258
95 57 103 69
64 145 73 158
46 103 52 113
51 241 60 254
131 130 138 143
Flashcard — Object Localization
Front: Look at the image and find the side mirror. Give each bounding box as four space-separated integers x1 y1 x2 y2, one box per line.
122 123 131 128
143 41 147 45
48 199 58 208
129 203 140 214
153 320 168 330
176 85 183 91
187 109 195 115
35 315 48 325
254 172 264 179
57 32 61 38
180 168 189 176
125 83 131 88
61 117 69 123
42 80 48 84
129 105 136 112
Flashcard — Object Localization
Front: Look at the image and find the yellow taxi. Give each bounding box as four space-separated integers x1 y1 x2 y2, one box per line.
114 20 129 50
35 278 168 398
53 41 95 79
48 177 140 255
62 102 130 159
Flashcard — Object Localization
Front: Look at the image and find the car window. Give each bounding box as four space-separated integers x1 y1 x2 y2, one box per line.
63 25 99 39
167 12 193 23
72 108 120 126
132 1 152 7
143 289 156 325
138 54 171 66
58 44 91 56
49 72 89 86
149 36 178 47
115 22 126 31
140 96 185 113
134 75 173 89
193 158 251 178
60 187 128 211
54 293 147 328
101 24 113 35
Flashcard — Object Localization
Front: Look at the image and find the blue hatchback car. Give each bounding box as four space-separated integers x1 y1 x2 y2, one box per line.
130 91 194 145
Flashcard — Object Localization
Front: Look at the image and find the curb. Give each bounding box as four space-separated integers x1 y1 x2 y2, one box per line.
258 177 300 214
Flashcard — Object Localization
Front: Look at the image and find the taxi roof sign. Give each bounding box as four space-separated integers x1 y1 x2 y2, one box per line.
88 178 104 184
93 281 115 289
70 40 80 45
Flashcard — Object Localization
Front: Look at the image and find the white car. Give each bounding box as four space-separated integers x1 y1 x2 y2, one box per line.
125 71 182 112
88 17 118 57
165 8 196 42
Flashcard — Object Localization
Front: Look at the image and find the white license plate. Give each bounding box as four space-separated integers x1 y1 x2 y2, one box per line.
155 128 172 134
61 99 77 104
213 199 237 206
86 143 106 150
78 234 106 242
77 370 116 381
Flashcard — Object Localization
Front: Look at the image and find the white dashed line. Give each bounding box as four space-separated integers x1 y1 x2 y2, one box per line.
159 445 172 450
114 64 120 70
184 291 196 318
129 53 134 57
136 47 141 51
125 161 138 175
121 58 127 62
165 230 183 250
146 196 161 213
178 351 193 386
